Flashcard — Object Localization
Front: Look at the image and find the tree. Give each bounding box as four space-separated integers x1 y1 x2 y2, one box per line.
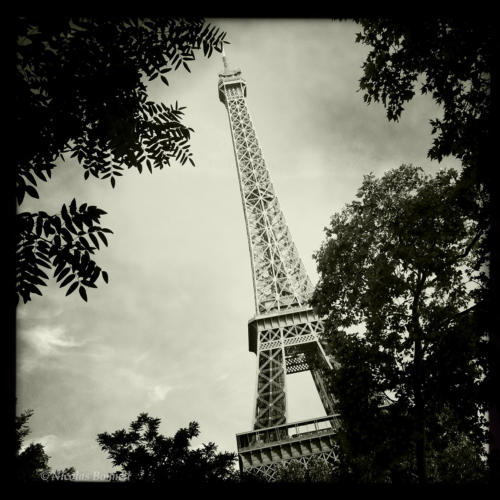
354 18 499 479
311 165 488 483
355 19 496 185
15 409 75 482
425 408 487 483
97 413 238 483
16 16 227 304
16 410 50 482
273 457 337 483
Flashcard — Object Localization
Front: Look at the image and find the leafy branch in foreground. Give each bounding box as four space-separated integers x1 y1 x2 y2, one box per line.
355 19 494 181
16 17 228 303
16 199 112 303
16 17 228 197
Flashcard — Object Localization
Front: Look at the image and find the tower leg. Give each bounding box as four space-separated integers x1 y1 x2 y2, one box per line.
309 341 336 416
311 366 336 415
254 347 287 429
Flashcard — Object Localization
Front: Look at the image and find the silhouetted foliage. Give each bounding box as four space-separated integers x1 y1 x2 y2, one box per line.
97 413 238 483
355 19 496 186
16 409 75 482
312 165 488 483
16 410 50 482
16 16 227 304
273 456 337 483
354 18 498 480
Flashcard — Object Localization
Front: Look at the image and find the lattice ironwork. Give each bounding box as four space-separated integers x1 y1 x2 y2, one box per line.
254 347 287 428
218 61 313 316
219 55 338 473
236 415 340 481
249 310 334 429
245 450 338 482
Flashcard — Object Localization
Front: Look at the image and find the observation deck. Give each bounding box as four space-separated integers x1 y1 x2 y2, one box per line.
236 414 340 480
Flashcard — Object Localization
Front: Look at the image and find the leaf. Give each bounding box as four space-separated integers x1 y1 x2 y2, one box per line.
98 232 108 247
89 233 100 249
17 187 25 205
25 185 39 199
56 267 70 282
89 266 100 283
79 286 88 302
24 171 37 186
73 216 83 231
35 216 44 237
35 267 49 280
52 216 61 233
35 169 47 182
66 281 78 296
61 204 70 224
29 284 42 296
60 274 75 288
81 251 90 268
27 274 45 286
61 227 72 243
61 205 77 234
43 219 54 237
102 271 109 283
54 261 66 277
36 258 51 269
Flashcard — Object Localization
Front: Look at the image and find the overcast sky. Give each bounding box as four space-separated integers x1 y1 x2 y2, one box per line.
17 18 461 478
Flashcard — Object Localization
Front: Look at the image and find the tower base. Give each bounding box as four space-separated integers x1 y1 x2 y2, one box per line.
236 415 339 481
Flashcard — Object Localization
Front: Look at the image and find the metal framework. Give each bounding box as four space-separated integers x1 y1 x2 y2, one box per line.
218 54 336 479
236 415 340 481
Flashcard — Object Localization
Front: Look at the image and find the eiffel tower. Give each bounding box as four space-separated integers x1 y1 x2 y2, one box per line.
218 52 339 480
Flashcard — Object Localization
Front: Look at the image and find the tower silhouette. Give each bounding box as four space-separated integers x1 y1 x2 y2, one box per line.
218 54 339 480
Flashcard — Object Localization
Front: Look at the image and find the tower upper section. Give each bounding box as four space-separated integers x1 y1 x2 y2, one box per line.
218 52 247 105
219 55 314 316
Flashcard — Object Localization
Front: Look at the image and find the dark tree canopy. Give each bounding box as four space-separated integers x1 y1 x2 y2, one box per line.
273 457 337 483
97 413 238 483
355 19 496 185
15 410 50 482
16 16 227 304
312 165 488 483
354 18 498 479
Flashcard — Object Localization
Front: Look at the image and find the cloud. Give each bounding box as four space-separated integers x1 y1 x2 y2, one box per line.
19 325 85 372
29 326 83 355
148 384 172 403
115 368 173 404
